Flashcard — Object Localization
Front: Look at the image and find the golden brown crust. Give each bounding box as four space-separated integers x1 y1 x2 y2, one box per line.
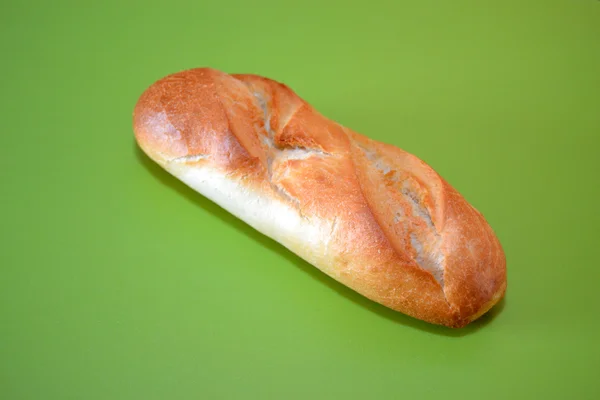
133 68 507 328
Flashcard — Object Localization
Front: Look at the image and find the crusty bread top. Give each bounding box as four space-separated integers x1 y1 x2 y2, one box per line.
134 68 506 328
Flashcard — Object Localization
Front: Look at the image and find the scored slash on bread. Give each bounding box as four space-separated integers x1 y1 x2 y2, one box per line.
133 68 506 328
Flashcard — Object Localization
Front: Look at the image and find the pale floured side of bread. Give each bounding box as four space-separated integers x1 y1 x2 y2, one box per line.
133 68 506 328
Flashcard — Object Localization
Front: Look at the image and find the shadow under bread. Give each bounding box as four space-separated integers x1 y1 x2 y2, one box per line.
134 141 506 337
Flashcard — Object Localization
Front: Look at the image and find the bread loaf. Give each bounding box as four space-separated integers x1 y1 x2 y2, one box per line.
133 68 506 328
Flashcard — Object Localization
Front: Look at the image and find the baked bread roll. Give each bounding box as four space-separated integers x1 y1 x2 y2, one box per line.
133 68 506 328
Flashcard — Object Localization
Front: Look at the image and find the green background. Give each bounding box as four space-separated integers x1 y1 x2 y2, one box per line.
2 0 599 398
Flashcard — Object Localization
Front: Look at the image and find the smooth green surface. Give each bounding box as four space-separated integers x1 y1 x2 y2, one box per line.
2 0 599 398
